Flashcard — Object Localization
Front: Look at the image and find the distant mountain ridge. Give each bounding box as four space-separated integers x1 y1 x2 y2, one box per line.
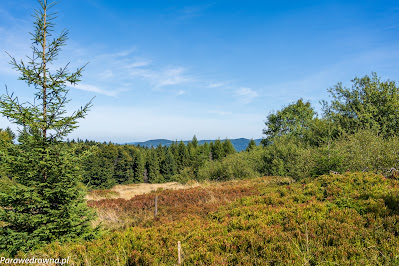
126 138 262 152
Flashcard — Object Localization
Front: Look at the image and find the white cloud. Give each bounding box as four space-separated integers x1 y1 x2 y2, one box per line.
129 66 193 89
99 70 114 80
208 82 226 88
176 90 185 96
208 110 233 116
235 87 259 104
82 48 193 92
123 59 152 69
69 83 119 97
112 47 137 57
157 67 193 87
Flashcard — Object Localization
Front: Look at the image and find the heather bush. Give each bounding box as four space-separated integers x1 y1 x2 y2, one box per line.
16 173 399 265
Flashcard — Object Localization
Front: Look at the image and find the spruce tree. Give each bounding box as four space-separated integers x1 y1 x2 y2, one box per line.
191 135 198 148
246 138 257 152
212 139 224 160
146 149 162 183
223 139 236 155
0 0 98 255
133 151 146 183
177 141 189 170
0 128 13 178
161 149 177 180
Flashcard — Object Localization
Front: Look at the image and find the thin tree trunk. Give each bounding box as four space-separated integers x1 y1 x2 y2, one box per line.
42 4 47 182
42 4 47 139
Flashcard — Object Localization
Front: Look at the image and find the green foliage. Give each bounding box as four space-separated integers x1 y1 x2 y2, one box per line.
161 149 177 180
211 139 224 160
0 128 14 177
16 173 399 265
303 117 341 147
334 129 399 172
197 153 257 181
262 136 315 179
0 140 98 256
0 1 98 255
245 138 257 152
310 145 345 177
191 135 198 148
146 149 162 183
325 72 399 137
223 139 236 155
113 148 134 184
177 141 189 170
133 150 146 183
262 99 316 145
171 167 195 184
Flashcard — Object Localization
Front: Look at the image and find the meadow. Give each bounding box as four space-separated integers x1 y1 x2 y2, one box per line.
12 172 399 265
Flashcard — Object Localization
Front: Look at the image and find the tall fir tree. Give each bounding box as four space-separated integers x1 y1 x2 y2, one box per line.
191 135 198 148
223 139 236 155
133 151 146 183
212 139 224 160
246 138 257 152
113 148 134 184
146 149 162 183
0 0 98 255
177 141 189 171
161 148 177 180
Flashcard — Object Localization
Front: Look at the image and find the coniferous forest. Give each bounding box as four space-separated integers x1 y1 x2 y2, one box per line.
1 0 399 264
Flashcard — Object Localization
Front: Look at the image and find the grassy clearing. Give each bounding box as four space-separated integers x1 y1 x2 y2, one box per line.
86 181 201 201
10 173 399 265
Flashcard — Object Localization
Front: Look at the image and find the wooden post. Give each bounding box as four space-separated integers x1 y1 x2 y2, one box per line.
177 241 182 264
154 195 158 218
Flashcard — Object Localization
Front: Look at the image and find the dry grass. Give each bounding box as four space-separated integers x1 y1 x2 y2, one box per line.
86 181 201 201
87 176 294 230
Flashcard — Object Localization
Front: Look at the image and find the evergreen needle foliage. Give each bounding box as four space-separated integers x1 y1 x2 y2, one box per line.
0 0 98 256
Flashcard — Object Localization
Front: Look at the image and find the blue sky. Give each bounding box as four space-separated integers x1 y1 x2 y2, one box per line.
1 0 399 142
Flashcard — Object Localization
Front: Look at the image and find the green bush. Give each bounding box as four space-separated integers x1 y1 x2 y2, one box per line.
335 129 399 173
171 167 196 184
310 146 345 177
197 153 257 181
262 136 314 179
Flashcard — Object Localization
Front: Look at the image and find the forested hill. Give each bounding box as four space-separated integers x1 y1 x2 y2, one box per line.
127 138 262 152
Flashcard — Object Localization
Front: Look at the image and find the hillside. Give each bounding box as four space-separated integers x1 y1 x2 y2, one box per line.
19 172 399 265
127 138 263 152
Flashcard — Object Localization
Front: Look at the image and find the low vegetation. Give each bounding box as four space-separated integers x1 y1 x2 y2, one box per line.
7 172 399 265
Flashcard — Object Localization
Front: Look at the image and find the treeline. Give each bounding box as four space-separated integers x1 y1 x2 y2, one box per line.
256 72 399 179
71 136 237 188
1 134 238 189
2 72 399 190
161 72 399 183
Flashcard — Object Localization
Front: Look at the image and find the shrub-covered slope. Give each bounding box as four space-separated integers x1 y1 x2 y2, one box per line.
13 173 399 265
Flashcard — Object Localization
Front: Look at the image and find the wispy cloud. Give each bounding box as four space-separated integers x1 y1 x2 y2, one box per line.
123 59 152 69
69 83 119 97
157 67 193 87
176 90 185 96
208 110 233 116
129 65 193 89
235 87 259 104
111 47 137 57
171 3 215 22
208 82 226 88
